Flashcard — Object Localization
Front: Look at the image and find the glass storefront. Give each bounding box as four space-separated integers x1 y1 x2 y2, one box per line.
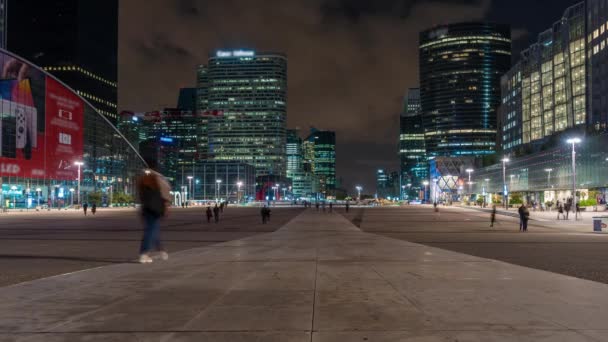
0 48 146 209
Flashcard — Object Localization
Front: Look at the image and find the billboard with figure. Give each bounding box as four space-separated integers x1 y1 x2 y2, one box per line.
0 50 84 180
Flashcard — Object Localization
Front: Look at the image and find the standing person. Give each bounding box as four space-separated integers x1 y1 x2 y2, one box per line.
522 205 530 232
213 204 220 223
261 205 271 223
82 203 88 216
518 204 526 231
315 202 320 211
345 200 350 213
219 202 224 213
490 205 496 227
557 202 564 220
91 203 97 215
206 206 213 223
576 201 581 218
137 166 171 264
433 202 438 212
322 202 326 213
329 202 333 213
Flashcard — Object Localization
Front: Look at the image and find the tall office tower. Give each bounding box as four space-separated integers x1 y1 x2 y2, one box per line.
286 129 302 179
499 2 588 154
306 129 336 195
206 50 287 176
196 65 210 159
399 88 427 197
419 23 511 158
6 0 118 122
587 0 608 131
177 88 197 111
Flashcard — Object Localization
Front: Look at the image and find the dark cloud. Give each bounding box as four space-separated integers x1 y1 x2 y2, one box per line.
119 0 496 193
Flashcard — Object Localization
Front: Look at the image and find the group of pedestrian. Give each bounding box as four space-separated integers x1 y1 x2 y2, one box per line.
205 204 221 223
82 203 97 216
518 203 530 232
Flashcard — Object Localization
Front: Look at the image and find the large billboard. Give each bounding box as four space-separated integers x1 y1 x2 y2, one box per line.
0 51 84 180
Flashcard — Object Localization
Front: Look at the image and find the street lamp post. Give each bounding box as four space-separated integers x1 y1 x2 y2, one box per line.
422 181 429 203
74 161 84 206
566 137 582 220
36 187 41 208
10 185 17 209
216 179 222 201
544 168 553 188
466 168 474 199
187 176 193 203
275 183 280 200
69 188 75 206
356 186 362 201
501 158 509 210
237 181 243 203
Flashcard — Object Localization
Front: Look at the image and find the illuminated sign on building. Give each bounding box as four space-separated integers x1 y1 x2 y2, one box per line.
160 137 173 143
216 50 255 58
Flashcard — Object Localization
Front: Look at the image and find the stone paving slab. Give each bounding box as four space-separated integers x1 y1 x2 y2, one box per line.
1 210 608 341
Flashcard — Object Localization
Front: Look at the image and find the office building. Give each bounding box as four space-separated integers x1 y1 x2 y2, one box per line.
286 129 303 179
306 129 336 195
587 0 608 131
196 65 210 159
376 169 399 199
500 2 587 154
399 88 427 197
177 88 197 111
205 50 287 177
419 23 511 157
0 0 5 49
5 0 118 122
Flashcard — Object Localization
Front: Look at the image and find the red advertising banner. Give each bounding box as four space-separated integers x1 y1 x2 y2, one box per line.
45 77 84 180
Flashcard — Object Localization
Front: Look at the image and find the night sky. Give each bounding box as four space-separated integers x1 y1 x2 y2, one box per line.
119 0 579 194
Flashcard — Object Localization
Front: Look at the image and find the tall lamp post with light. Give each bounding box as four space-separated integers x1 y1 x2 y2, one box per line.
74 161 84 206
501 158 509 210
187 176 193 203
237 181 243 203
566 137 581 220
423 181 429 203
356 186 362 201
215 179 222 201
466 168 474 200
36 187 42 208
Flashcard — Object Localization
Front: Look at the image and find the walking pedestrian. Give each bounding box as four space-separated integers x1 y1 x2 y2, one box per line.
557 203 564 220
219 202 224 213
91 203 97 215
83 203 88 216
433 202 438 212
518 204 529 231
316 202 320 211
206 206 213 223
322 202 326 213
329 202 333 213
490 205 496 227
137 166 171 264
522 205 530 232
345 200 350 213
213 204 220 223
261 205 271 223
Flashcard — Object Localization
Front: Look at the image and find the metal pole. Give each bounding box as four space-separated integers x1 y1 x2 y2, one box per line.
502 161 507 210
572 142 577 220
77 164 81 205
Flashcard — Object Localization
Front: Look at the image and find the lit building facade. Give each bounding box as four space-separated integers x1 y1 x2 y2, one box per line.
6 0 118 122
0 48 145 209
205 50 287 177
419 23 511 157
500 2 587 155
587 0 608 131
399 88 427 197
306 129 336 195
286 128 302 180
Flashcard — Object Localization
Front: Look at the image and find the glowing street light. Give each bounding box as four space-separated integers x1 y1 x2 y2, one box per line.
465 168 474 196
237 181 243 203
422 180 429 203
355 185 363 201
501 158 509 210
566 137 582 220
216 179 222 201
74 161 84 205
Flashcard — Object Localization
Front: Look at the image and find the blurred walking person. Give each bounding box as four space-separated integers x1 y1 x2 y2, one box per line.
137 166 171 264
91 203 97 215
261 205 271 223
213 204 220 223
345 200 350 213
329 202 333 213
83 203 88 216
490 205 496 227
206 206 213 223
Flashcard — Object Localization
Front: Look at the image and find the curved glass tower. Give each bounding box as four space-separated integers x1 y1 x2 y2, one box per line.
419 23 511 157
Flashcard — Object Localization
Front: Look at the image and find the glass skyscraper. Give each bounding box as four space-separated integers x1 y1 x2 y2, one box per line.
399 88 427 196
419 23 511 157
204 50 287 177
306 129 336 195
500 2 587 155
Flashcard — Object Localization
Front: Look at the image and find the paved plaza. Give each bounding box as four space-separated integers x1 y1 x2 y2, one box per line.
2 207 608 341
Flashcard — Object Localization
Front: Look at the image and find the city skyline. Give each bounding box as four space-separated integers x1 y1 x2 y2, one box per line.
118 0 580 193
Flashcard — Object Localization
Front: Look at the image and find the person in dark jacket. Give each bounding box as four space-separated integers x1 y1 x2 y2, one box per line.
518 204 530 232
490 205 496 227
261 205 271 223
82 203 88 216
91 203 97 215
213 204 220 223
206 206 213 223
345 200 350 213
